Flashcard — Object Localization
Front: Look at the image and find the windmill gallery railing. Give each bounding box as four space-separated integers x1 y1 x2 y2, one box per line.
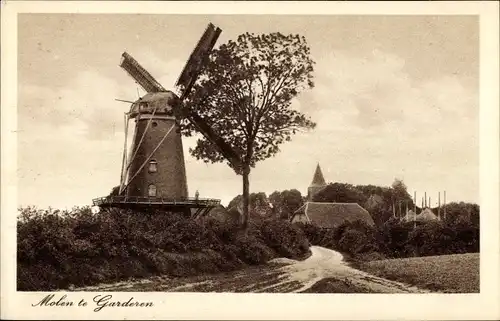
92 195 220 208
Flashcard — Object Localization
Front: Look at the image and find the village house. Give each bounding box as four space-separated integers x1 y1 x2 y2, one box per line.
291 202 375 229
290 163 375 229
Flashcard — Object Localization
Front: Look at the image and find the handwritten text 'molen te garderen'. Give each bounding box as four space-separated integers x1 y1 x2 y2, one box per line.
32 294 154 312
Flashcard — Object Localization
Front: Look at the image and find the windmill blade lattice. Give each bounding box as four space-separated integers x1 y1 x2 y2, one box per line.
120 52 166 93
176 23 222 99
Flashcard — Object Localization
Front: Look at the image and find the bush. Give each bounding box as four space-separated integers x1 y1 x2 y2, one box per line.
17 206 310 291
294 220 380 258
255 219 311 259
294 216 479 262
234 237 275 265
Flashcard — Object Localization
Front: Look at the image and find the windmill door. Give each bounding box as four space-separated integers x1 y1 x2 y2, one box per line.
148 184 157 197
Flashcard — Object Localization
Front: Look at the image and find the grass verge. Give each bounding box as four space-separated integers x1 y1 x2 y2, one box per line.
352 253 479 293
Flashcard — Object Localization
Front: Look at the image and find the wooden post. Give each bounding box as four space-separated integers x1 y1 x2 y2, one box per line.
438 192 441 220
414 191 416 214
413 192 417 229
424 192 427 208
119 113 130 194
444 190 447 220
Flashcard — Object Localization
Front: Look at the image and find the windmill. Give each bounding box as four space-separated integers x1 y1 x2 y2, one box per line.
93 23 243 218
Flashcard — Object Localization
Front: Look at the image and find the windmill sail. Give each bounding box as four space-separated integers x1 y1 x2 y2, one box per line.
176 23 222 99
175 23 243 171
119 24 242 174
182 109 243 173
120 52 166 93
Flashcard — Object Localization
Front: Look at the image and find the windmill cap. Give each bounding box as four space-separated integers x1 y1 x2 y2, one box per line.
129 91 181 118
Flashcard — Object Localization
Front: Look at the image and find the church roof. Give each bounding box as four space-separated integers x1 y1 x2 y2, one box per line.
310 163 326 187
292 202 375 229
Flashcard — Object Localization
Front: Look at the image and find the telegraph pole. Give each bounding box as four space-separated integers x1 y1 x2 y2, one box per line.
444 190 447 220
414 191 417 229
438 192 441 220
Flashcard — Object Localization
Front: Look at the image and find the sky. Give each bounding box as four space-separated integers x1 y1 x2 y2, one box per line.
17 14 479 209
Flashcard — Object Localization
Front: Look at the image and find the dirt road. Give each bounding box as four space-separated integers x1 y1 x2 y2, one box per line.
75 246 427 293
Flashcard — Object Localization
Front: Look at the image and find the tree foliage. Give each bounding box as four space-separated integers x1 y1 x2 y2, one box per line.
181 32 316 230
312 183 367 205
390 178 413 206
441 202 480 227
227 192 273 219
182 32 316 169
269 189 304 219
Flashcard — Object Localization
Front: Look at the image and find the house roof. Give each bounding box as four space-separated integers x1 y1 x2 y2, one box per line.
401 208 439 222
416 208 438 221
401 210 417 222
310 163 326 187
293 202 375 228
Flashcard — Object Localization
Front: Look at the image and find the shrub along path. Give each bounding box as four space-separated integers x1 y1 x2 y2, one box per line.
73 246 427 293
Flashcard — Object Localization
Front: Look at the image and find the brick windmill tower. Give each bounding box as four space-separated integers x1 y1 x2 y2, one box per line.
93 23 243 217
120 90 187 200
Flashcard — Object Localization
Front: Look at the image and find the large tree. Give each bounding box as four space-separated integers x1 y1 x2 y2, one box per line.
312 183 367 205
442 201 479 227
183 32 316 230
269 189 304 220
390 178 413 215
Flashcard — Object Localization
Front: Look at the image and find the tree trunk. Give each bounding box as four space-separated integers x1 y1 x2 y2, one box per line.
241 166 250 232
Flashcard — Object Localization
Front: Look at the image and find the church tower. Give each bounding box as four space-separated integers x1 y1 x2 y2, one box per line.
308 163 327 201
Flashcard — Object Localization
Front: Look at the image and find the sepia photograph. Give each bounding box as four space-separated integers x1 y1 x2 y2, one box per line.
2 1 499 320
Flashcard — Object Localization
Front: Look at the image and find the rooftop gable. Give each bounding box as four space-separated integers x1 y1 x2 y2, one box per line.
416 208 438 221
294 202 375 229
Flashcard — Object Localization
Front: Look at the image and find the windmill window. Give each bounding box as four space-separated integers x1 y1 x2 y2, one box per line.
148 160 158 173
152 121 158 127
148 184 157 197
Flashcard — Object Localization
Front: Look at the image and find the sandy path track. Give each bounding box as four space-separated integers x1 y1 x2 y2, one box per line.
74 246 427 293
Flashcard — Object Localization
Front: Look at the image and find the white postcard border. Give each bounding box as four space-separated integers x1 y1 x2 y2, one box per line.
1 1 499 320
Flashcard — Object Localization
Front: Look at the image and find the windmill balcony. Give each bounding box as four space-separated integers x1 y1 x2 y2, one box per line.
92 195 221 209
